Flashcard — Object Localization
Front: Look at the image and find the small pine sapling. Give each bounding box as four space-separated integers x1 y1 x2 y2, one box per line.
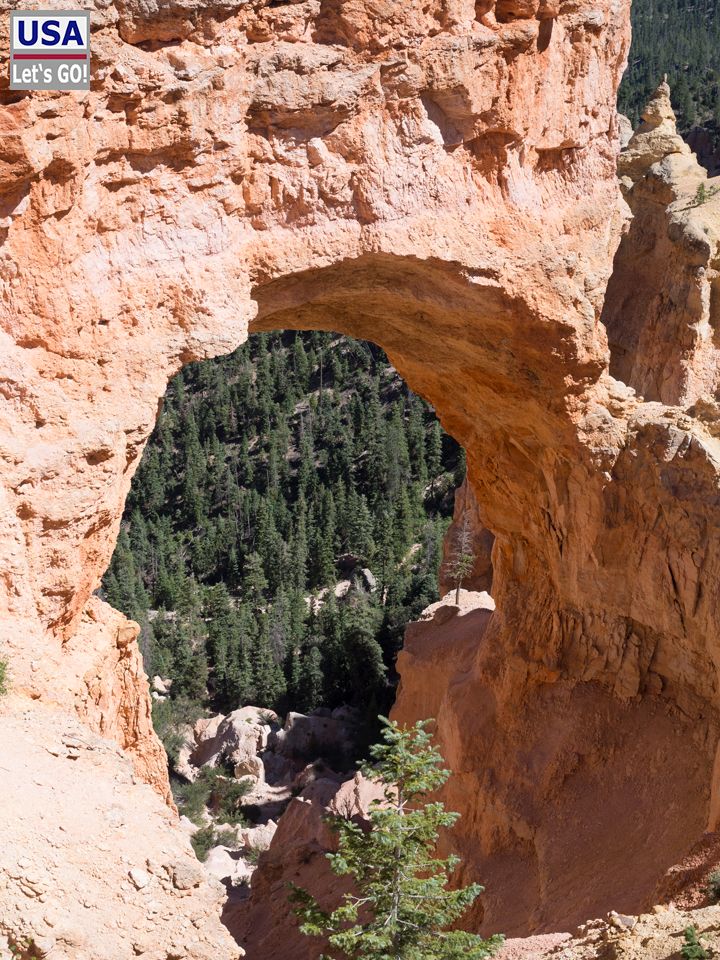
682 925 711 960
445 517 476 605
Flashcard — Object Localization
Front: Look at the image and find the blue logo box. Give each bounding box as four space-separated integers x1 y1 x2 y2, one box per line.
10 10 90 91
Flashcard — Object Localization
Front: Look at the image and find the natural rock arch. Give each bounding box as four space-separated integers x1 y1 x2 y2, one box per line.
2 0 720 949
251 254 720 936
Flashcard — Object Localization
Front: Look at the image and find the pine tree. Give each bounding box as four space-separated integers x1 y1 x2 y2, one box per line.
346 491 375 561
292 504 310 590
445 517 476 605
204 583 243 707
294 641 324 713
292 717 504 960
292 336 311 390
252 617 286 708
230 602 258 706
168 619 208 701
341 599 387 703
314 489 338 585
681 926 710 960
427 420 443 490
103 528 148 622
243 552 268 606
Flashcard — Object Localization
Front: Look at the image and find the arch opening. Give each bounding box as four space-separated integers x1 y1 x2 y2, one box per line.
101 318 495 893
104 322 473 720
91 250 720 947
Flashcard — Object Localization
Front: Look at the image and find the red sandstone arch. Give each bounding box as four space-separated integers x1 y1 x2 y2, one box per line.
3 0 720 947
248 254 720 937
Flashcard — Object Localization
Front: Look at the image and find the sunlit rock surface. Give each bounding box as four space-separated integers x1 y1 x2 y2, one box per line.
5 0 720 955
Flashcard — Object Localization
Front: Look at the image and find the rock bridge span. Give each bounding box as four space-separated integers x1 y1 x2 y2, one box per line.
1 0 719 944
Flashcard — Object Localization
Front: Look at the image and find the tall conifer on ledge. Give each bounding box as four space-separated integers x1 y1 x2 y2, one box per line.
291 717 503 960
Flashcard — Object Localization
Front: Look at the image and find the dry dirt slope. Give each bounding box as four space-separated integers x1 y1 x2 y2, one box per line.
0 694 241 960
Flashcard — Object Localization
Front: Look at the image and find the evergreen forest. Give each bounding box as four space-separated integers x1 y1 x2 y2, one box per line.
618 0 720 130
102 332 462 742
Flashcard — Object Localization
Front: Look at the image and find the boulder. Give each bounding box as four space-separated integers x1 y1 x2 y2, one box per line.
204 847 253 887
189 708 280 784
273 711 354 769
151 676 172 695
174 722 203 782
233 754 264 780
236 820 277 853
261 750 295 786
128 867 151 890
178 815 198 836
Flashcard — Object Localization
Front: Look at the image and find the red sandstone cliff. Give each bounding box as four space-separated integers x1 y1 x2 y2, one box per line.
5 0 720 956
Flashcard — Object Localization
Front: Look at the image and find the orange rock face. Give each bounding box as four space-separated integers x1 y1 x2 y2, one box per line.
394 590 717 934
4 0 719 953
0 0 628 767
603 83 720 405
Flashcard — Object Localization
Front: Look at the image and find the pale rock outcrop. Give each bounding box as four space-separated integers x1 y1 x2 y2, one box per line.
188 707 279 782
617 113 634 150
179 814 199 836
169 700 359 915
204 847 253 888
603 82 720 405
615 80 692 182
151 675 172 695
236 820 277 854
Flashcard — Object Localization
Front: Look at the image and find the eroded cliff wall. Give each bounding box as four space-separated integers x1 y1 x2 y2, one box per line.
4 0 720 954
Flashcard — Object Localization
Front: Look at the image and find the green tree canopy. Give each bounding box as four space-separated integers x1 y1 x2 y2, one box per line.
292 717 503 960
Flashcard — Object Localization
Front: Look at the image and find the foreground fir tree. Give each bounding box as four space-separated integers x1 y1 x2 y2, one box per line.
292 717 503 960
